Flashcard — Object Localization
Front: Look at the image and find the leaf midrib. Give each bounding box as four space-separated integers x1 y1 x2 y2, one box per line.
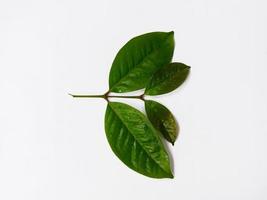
109 104 170 175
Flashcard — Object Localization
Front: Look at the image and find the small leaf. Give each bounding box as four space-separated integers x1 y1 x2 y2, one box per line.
105 102 173 178
109 31 174 93
145 62 190 95
145 100 178 145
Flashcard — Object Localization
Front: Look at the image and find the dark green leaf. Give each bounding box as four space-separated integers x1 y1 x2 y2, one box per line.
109 31 175 93
105 102 173 178
145 62 190 95
145 100 178 145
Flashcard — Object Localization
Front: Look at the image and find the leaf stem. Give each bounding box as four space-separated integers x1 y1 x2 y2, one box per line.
69 93 145 101
69 94 105 98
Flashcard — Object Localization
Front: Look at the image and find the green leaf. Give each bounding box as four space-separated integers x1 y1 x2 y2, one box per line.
145 62 190 95
105 102 173 178
145 100 178 145
109 31 175 93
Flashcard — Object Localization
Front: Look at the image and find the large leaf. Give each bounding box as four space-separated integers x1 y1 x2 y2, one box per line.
145 62 190 95
109 31 175 93
105 102 173 178
145 100 178 145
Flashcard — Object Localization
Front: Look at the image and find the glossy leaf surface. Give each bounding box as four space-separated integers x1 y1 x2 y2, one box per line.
145 100 178 145
145 62 190 95
105 102 173 178
109 31 174 93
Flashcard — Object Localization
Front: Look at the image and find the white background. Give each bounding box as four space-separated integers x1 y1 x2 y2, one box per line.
0 0 267 199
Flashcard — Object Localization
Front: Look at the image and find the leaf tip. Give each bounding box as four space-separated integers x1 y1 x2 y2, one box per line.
168 31 174 35
168 173 174 179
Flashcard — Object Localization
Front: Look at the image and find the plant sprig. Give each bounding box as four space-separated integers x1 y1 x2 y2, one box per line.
70 31 190 179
